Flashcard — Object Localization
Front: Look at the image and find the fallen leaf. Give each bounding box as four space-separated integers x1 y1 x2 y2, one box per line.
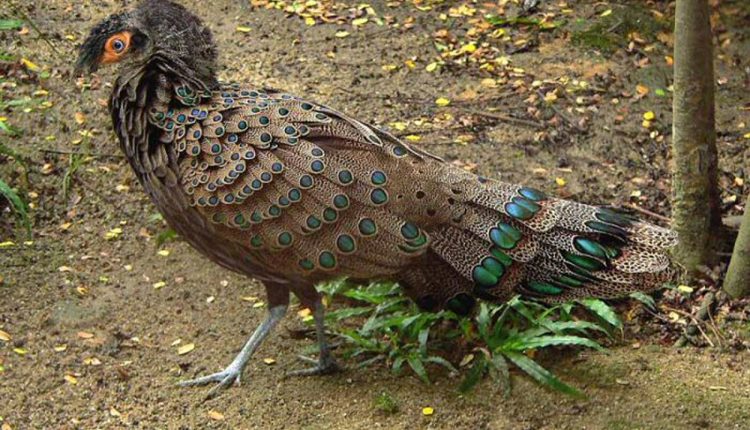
0 329 10 342
153 281 166 289
643 111 655 121
77 331 94 339
207 410 225 421
422 407 434 416
64 374 78 384
435 97 451 107
262 358 276 365
177 343 195 355
235 26 251 33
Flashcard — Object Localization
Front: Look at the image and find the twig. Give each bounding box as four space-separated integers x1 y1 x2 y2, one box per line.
41 149 124 159
622 203 672 223
457 108 545 129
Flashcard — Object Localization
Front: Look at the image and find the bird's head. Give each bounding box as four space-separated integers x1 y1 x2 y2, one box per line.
75 0 218 85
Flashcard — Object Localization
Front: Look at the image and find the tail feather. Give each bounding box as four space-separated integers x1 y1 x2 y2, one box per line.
413 179 677 313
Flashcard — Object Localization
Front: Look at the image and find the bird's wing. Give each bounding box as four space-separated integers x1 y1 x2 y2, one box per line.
149 84 451 280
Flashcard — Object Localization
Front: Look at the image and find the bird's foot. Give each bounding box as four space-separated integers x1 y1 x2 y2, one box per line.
286 354 342 377
178 364 242 399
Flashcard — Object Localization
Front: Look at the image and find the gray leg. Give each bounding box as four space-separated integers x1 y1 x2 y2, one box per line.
179 304 287 398
287 301 341 376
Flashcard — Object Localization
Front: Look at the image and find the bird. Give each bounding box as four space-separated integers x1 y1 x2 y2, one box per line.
75 0 677 398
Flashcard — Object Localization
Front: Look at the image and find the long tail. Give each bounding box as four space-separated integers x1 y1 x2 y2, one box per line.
398 179 678 314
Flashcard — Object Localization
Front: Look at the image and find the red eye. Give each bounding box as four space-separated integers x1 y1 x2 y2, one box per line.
101 31 132 64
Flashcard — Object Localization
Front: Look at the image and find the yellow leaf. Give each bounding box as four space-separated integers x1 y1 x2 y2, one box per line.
636 84 649 96
734 177 744 187
110 408 121 417
335 31 350 38
422 407 434 416
404 59 416 69
0 329 10 342
435 97 451 107
677 285 694 294
405 135 421 142
425 62 438 72
459 354 474 367
0 241 15 248
84 357 102 366
13 347 27 355
352 17 368 26
21 57 39 71
460 43 477 54
600 9 612 17
64 374 78 385
389 122 407 131
157 249 170 257
555 177 566 187
253 301 266 308
54 344 67 352
241 296 259 302
74 112 86 125
177 343 195 355
381 64 398 72
743 132 750 139
104 227 123 240
297 308 312 318
305 17 316 26
643 111 655 121
153 281 166 289
263 358 276 365
208 410 225 421
235 26 252 33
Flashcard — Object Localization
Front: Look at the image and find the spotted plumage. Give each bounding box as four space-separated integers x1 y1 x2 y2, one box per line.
76 0 678 396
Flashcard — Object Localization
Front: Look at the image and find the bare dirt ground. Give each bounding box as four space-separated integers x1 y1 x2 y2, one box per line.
1 0 749 428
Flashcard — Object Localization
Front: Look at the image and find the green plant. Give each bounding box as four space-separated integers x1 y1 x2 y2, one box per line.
0 177 31 237
373 391 399 414
316 280 620 397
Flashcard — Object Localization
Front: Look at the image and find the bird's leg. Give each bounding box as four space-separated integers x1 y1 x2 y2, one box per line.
287 301 341 376
178 304 287 398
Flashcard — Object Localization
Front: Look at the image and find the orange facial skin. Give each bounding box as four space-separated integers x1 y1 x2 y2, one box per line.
100 31 132 64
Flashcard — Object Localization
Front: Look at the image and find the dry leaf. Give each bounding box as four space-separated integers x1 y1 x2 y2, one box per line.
208 410 225 421
177 343 195 355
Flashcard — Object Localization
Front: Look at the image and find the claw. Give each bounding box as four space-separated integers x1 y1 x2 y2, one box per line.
178 368 242 399
285 355 342 377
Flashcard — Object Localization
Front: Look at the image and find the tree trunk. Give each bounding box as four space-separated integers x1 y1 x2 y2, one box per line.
671 0 721 276
724 199 750 298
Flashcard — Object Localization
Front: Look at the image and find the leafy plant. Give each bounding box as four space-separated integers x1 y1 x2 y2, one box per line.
0 177 31 237
316 280 619 397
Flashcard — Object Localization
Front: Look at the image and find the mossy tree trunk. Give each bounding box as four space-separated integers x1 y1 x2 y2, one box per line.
671 0 721 276
724 200 750 298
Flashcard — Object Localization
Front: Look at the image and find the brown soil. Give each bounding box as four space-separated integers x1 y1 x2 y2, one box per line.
1 0 749 429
